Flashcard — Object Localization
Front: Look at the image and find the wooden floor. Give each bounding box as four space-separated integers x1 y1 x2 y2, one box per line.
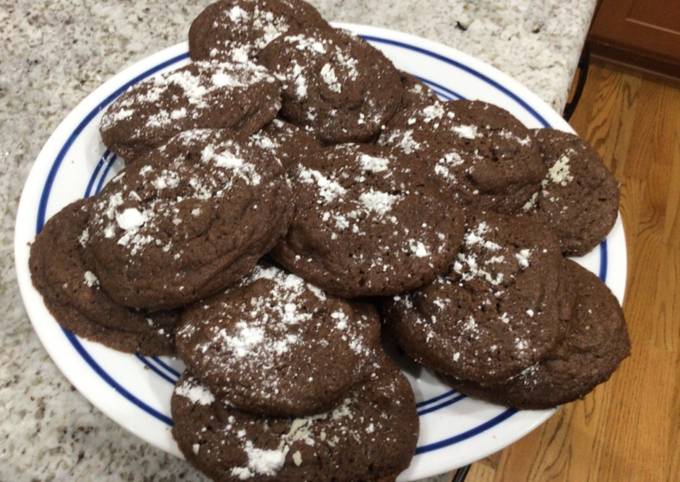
456 62 680 482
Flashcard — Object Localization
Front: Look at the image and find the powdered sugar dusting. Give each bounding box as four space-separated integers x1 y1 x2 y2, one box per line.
464 222 501 252
547 152 574 186
231 442 287 479
220 324 265 358
434 151 465 182
397 130 421 154
202 143 262 186
320 63 341 93
358 189 400 217
208 3 292 59
408 239 430 257
78 228 90 247
452 124 478 139
116 207 146 231
227 5 249 23
101 107 134 128
298 166 346 203
223 387 367 479
83 270 99 288
101 60 274 132
334 50 359 80
151 170 180 190
522 191 539 212
515 249 532 268
89 131 275 262
453 222 507 286
284 33 327 54
358 154 389 173
180 264 373 407
175 379 215 406
422 103 445 123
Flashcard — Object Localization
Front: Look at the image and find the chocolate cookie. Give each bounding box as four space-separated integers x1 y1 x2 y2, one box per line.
443 259 630 408
189 0 330 62
258 27 403 144
177 264 381 416
253 118 320 171
272 143 466 298
85 129 293 311
29 199 177 355
100 60 281 163
398 72 440 110
171 356 418 482
524 128 619 256
380 99 545 214
383 211 563 384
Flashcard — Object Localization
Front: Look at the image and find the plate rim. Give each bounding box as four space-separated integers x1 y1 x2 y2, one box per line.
13 22 627 481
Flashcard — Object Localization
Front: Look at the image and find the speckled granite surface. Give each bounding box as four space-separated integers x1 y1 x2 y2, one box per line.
0 1 595 480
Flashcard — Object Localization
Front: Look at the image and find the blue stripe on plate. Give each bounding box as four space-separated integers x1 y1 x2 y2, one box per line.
63 330 174 426
38 53 190 424
417 76 463 100
417 393 467 416
83 152 184 386
37 35 609 452
599 240 608 282
152 356 182 378
94 154 118 194
416 389 456 408
427 86 457 101
415 408 518 454
362 35 550 128
84 150 110 198
83 152 184 385
36 52 189 234
135 355 179 384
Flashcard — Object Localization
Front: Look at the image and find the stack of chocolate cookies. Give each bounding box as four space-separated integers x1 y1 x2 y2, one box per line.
29 0 630 480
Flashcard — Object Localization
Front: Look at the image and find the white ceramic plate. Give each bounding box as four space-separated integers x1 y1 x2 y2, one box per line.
14 23 627 481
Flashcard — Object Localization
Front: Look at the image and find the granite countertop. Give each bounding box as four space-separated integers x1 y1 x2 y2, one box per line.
0 1 595 480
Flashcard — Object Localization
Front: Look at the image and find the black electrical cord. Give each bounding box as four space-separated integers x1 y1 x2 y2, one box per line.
563 42 591 121
452 464 471 482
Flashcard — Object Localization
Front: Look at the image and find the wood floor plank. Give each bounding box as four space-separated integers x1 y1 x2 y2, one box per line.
463 62 679 482
465 461 496 482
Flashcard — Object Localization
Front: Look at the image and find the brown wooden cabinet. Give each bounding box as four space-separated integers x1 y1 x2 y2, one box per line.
589 0 680 77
